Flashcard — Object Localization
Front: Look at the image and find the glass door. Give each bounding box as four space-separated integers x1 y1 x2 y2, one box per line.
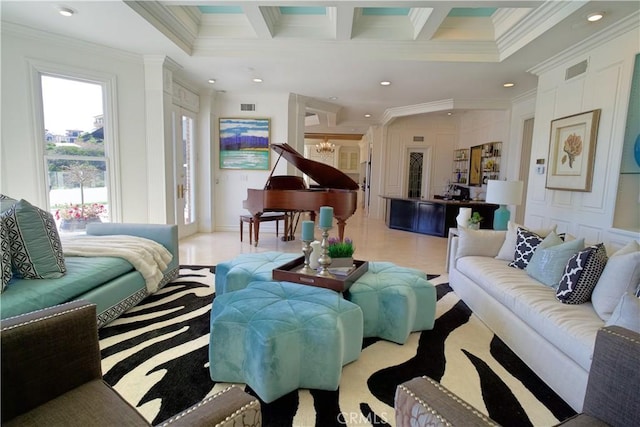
173 108 197 238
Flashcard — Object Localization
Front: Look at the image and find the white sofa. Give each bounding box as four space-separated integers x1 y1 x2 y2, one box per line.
448 225 639 412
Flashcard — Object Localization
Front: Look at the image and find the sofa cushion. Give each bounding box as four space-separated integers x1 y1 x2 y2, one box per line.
605 292 640 333
455 228 506 259
591 241 640 321
1 199 66 279
456 256 603 371
496 221 557 261
556 244 608 305
0 256 134 319
526 238 585 288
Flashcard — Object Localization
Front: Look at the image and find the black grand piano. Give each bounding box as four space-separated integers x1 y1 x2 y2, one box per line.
243 143 359 246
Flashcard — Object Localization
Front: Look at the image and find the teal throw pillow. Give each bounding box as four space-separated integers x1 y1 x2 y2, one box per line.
1 199 66 279
526 237 585 288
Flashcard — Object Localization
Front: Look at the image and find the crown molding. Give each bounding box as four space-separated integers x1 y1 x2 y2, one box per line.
382 99 454 125
496 0 586 61
1 21 141 64
528 10 640 75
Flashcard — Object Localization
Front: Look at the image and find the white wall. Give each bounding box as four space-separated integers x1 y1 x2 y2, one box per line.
0 26 152 223
526 20 640 249
383 114 458 200
213 91 291 231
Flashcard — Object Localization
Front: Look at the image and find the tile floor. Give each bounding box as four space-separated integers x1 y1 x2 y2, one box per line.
179 210 448 275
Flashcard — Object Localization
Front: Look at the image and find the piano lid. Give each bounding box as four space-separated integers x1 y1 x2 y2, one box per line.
271 143 359 191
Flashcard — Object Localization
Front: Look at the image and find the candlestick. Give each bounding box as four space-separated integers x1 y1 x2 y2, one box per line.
297 239 315 275
301 220 315 241
316 226 334 278
319 206 333 228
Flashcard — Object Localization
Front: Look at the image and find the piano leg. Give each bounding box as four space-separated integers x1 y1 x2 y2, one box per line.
252 214 261 247
281 212 297 241
337 218 347 242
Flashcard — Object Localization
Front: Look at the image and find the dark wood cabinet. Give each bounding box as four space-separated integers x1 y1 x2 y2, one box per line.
383 197 498 237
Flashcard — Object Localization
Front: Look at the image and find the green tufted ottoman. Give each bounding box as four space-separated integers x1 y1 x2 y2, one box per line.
214 251 298 295
345 262 436 344
209 281 364 403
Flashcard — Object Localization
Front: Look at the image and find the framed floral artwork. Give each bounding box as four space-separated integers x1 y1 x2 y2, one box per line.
546 109 601 191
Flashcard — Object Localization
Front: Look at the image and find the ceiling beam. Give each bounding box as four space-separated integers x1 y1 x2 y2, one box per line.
242 5 275 38
330 5 355 40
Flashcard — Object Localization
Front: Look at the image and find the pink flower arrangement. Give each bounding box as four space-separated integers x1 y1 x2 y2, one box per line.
55 203 106 221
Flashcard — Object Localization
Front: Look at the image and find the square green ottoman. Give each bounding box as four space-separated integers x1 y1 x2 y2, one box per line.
345 261 436 344
214 251 298 295
209 281 363 403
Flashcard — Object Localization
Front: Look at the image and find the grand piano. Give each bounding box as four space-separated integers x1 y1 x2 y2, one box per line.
243 143 359 246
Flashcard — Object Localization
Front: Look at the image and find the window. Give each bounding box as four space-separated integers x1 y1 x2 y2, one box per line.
40 74 112 232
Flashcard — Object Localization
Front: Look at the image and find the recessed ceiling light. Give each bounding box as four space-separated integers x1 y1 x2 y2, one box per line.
380 81 391 86
252 78 263 83
364 114 372 118
58 7 75 17
587 12 604 22
503 82 515 88
329 96 337 100
208 79 216 84
447 112 452 116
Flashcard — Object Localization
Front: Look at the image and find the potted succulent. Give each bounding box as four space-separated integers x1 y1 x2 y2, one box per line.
468 212 483 230
327 237 355 268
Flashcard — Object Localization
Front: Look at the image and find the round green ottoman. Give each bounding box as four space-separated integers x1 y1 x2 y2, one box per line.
214 251 298 295
209 281 364 403
345 262 436 344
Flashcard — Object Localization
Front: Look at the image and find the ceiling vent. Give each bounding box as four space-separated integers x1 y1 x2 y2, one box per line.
413 136 424 142
565 60 588 80
240 103 256 111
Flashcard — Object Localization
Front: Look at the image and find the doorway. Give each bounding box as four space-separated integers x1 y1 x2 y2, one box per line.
173 108 198 238
406 148 431 199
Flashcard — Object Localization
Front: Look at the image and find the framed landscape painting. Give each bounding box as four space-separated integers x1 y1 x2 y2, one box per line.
546 109 600 192
219 118 270 170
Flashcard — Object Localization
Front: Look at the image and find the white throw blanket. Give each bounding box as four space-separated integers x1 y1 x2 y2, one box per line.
61 235 173 293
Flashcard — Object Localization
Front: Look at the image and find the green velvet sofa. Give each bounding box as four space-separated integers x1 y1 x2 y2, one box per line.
1 221 179 327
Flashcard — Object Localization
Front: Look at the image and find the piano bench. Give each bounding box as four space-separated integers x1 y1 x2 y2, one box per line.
240 213 286 246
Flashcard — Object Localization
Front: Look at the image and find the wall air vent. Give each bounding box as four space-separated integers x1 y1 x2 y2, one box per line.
413 136 424 142
565 60 588 80
240 103 256 111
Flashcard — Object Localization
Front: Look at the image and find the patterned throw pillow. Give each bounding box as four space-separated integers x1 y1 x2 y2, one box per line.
1 195 17 291
0 218 12 291
556 244 608 304
508 227 544 269
1 199 66 279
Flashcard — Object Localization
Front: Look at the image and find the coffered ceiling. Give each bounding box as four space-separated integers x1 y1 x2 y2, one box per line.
2 1 639 134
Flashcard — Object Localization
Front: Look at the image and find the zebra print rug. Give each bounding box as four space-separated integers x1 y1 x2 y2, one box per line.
99 266 575 426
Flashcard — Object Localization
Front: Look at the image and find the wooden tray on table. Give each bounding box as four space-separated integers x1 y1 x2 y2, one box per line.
272 256 368 292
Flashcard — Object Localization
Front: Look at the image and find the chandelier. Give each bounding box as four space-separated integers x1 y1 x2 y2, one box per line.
315 140 335 154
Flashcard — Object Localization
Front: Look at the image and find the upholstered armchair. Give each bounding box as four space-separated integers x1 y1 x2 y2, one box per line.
1 300 261 427
395 326 639 427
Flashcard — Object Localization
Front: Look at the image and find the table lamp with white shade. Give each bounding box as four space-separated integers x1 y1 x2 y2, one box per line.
485 180 524 230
